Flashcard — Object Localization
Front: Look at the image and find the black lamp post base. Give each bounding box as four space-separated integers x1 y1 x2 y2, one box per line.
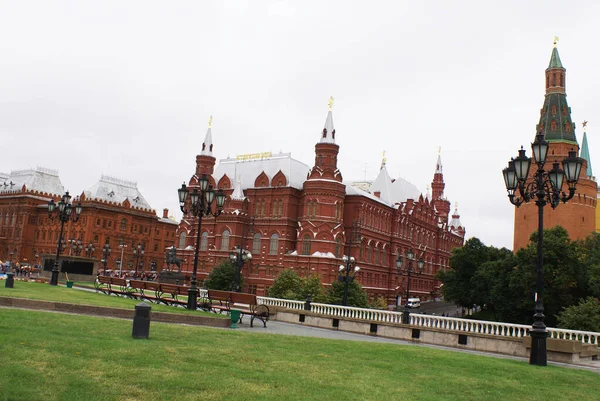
187 287 198 310
50 270 59 286
529 329 548 366
402 307 411 324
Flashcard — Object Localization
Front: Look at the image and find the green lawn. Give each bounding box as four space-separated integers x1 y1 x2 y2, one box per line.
0 309 598 401
0 281 223 317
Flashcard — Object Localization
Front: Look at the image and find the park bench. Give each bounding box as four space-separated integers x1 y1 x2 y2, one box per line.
94 276 132 298
128 280 161 303
157 283 189 307
206 290 270 327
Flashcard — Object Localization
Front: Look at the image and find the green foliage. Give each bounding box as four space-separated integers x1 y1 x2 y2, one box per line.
325 279 369 308
203 260 241 291
557 297 600 332
268 268 303 299
369 296 388 310
299 273 326 302
437 226 599 327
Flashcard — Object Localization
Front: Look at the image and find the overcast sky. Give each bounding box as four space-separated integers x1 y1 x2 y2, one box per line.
1 1 599 250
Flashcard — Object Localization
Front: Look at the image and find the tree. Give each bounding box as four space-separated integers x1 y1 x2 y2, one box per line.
203 261 240 291
557 297 600 332
576 232 600 298
325 280 369 308
299 274 326 302
268 268 302 299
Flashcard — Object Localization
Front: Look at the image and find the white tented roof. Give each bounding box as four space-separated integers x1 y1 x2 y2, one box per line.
214 152 309 190
0 167 64 195
366 165 422 205
85 175 152 209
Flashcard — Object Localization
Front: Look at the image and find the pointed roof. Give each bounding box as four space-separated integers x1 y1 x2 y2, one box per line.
580 129 593 178
320 110 336 144
85 175 152 209
368 165 422 205
201 116 214 156
230 177 245 200
547 46 564 69
0 167 64 195
435 153 443 174
449 203 463 230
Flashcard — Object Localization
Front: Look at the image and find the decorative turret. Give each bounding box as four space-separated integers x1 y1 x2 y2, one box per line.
195 116 217 177
449 203 465 237
307 97 342 182
430 148 450 223
580 121 593 178
538 39 577 144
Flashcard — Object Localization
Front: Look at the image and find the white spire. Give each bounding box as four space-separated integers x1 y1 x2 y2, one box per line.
320 97 336 144
231 176 245 200
201 115 214 156
449 202 463 229
435 147 443 174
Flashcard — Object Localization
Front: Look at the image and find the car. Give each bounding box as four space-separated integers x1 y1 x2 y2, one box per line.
406 298 421 309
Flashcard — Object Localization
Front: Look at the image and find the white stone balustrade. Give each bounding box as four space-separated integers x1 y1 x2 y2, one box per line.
252 294 600 346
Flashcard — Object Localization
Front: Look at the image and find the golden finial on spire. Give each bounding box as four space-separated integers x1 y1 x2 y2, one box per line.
553 36 559 47
582 120 588 129
438 146 441 155
382 150 387 163
328 96 334 111
208 115 213 128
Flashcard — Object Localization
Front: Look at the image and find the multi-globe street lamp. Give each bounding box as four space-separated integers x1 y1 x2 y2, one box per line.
85 241 96 258
395 248 424 324
69 238 83 256
503 132 583 366
48 191 82 286
229 245 252 292
101 242 112 276
132 243 144 273
338 255 360 306
178 174 226 310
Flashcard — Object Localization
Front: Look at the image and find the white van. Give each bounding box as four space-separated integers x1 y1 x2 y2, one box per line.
406 298 421 309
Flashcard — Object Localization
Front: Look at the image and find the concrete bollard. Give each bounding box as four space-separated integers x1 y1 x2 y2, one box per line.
132 302 152 339
5 272 14 288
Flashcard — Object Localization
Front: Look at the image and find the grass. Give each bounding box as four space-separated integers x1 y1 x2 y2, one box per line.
0 309 598 401
0 281 224 317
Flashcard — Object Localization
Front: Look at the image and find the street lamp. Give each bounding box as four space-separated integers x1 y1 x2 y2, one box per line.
229 246 252 292
118 244 127 277
85 242 96 258
101 242 112 276
132 243 144 274
178 174 226 310
69 238 83 256
48 191 82 286
338 255 360 306
503 132 583 366
395 248 425 324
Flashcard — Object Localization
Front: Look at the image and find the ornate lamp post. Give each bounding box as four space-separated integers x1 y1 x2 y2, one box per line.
69 238 83 256
395 248 424 324
133 243 144 273
503 132 583 366
101 242 112 276
85 241 96 258
178 174 226 310
48 191 82 286
229 245 252 292
338 255 360 306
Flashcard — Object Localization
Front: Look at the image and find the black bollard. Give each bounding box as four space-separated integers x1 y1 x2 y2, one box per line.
132 302 152 339
5 272 14 288
304 295 312 311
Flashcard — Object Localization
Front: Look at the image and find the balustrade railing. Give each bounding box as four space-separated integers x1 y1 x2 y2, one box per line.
253 294 600 345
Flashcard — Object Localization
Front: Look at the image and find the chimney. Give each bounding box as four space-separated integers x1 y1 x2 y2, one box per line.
163 208 169 218
374 191 381 198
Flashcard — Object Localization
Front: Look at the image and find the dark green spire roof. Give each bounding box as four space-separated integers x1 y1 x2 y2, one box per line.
580 131 593 177
548 47 564 69
537 93 577 143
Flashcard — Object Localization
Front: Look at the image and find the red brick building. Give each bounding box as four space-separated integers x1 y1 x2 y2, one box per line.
513 45 597 251
176 107 465 304
0 168 178 275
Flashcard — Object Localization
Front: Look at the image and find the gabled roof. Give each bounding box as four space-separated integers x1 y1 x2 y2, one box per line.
85 175 152 209
214 152 309 190
0 167 64 195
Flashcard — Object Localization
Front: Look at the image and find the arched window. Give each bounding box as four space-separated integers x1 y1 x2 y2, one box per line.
269 233 279 255
120 218 127 230
252 233 261 254
200 232 208 251
278 200 283 217
221 230 230 251
302 234 311 255
179 232 186 249
335 237 342 257
374 247 379 264
366 245 372 263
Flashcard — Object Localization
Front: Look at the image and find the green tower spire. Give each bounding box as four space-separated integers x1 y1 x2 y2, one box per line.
580 125 593 177
548 47 563 69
